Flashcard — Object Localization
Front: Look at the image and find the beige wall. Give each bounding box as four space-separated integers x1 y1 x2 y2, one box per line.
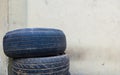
27 0 120 75
8 0 27 31
0 0 8 75
0 0 27 75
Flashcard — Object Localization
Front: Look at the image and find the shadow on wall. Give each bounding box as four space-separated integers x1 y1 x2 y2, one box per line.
66 45 89 61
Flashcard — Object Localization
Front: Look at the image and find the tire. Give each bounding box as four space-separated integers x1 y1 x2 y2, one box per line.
3 28 66 58
12 54 69 75
67 72 71 75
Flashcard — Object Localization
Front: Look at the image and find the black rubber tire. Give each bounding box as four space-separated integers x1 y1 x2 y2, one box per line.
67 72 71 75
3 28 66 58
12 54 69 75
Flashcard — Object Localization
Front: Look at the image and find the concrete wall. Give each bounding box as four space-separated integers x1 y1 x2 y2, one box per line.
0 0 27 75
27 0 120 75
8 0 27 30
0 0 8 75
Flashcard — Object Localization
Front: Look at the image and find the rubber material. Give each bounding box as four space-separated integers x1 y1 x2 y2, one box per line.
3 28 66 58
12 55 69 75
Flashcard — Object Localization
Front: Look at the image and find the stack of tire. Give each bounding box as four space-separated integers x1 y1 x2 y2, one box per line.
3 28 70 75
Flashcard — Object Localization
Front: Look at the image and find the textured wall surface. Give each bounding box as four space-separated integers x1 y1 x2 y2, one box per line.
27 0 120 75
8 0 27 31
0 0 27 75
0 0 8 75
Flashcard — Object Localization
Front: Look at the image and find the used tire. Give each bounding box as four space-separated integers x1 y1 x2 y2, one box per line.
12 54 69 75
3 28 66 58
